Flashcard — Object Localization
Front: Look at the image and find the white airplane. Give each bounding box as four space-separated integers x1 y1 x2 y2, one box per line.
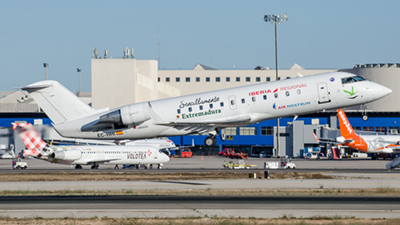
336 109 400 159
22 72 391 146
13 123 170 169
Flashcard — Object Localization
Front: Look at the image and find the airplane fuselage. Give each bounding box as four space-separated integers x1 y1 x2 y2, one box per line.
44 145 170 166
30 72 392 141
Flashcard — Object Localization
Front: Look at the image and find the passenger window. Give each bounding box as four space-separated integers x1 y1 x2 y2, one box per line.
274 93 278 98
285 91 290 97
210 104 213 109
241 98 245 104
199 105 203 110
220 102 224 107
263 95 267 100
297 89 301 95
231 100 235 105
252 96 256 102
189 107 192 112
177 109 181 114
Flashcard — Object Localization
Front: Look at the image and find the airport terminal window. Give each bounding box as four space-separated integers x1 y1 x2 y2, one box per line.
241 98 245 104
277 77 281 80
353 126 361 131
285 91 290 97
236 77 240 82
196 77 200 82
274 93 278 98
216 77 220 82
158 77 160 82
220 102 224 107
261 127 274 135
186 77 190 82
363 126 374 132
252 96 256 102
209 104 213 109
389 127 399 134
375 127 386 133
199 105 203 110
176 77 180 82
266 77 271 81
226 77 230 82
166 77 170 82
246 77 251 82
256 77 261 82
221 127 238 135
177 109 181 114
286 77 291 79
240 127 257 135
188 107 192 112
263 95 267 100
206 77 210 82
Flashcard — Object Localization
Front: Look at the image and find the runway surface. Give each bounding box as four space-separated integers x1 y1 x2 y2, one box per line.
1 196 399 219
1 156 399 219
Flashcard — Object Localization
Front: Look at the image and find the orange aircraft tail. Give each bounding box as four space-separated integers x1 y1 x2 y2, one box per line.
337 109 359 139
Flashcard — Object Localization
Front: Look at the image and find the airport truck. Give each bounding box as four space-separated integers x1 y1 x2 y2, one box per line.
264 158 296 169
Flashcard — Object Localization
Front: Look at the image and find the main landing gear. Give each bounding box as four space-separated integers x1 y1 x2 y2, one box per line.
75 165 82 169
91 163 99 169
204 129 219 146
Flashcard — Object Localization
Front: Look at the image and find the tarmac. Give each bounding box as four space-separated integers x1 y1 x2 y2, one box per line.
1 156 400 219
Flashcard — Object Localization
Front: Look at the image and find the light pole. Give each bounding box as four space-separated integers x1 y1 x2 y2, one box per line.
77 68 81 96
43 63 49 80
264 14 288 157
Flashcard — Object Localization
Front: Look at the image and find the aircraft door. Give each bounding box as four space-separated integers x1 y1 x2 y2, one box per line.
317 82 331 104
228 95 237 110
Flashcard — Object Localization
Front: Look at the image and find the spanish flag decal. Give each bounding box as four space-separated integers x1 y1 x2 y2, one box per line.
273 87 279 93
116 131 123 135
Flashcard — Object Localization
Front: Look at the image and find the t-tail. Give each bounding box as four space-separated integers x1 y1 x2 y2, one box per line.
336 109 368 152
21 80 96 124
12 123 51 159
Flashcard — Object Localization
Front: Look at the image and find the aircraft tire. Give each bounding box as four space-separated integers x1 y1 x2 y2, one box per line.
204 137 215 146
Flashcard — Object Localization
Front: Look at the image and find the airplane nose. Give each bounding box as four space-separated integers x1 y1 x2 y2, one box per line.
383 86 392 96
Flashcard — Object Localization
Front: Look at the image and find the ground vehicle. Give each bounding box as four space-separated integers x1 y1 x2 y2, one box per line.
180 148 193 158
221 148 248 159
228 160 256 169
12 158 27 169
264 158 296 169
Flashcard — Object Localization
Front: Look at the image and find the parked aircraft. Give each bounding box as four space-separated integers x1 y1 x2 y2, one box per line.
336 109 400 160
13 123 170 169
22 72 391 146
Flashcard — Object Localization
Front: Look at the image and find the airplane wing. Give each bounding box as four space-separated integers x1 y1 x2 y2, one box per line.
157 115 252 127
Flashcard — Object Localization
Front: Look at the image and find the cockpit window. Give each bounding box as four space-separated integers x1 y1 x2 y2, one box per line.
341 76 366 84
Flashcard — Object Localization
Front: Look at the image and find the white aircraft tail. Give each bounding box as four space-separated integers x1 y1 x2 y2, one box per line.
12 123 52 159
22 80 94 124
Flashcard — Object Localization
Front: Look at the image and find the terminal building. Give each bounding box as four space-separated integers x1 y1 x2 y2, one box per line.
1 48 400 158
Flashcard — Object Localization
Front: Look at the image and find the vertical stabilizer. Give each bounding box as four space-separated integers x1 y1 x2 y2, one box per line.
337 109 358 139
13 123 51 159
22 80 94 124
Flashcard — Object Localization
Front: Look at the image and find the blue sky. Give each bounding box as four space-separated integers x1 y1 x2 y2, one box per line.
0 0 399 92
